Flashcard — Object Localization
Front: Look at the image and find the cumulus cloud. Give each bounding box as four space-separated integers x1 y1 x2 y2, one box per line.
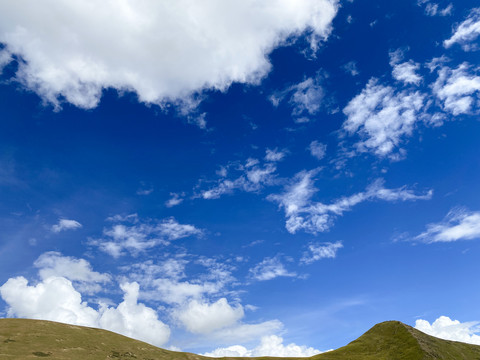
51 218 82 233
0 277 170 347
0 0 338 110
249 257 296 281
34 252 110 294
309 141 327 160
444 8 480 51
123 257 234 305
123 258 283 341
391 61 422 85
301 241 343 264
342 78 426 157
270 171 432 234
415 316 480 345
432 63 480 115
415 207 480 243
174 298 244 334
204 335 322 357
90 215 202 257
98 282 171 347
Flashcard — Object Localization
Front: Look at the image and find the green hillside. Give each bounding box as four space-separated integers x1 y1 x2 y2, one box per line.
1 318 480 359
315 320 480 360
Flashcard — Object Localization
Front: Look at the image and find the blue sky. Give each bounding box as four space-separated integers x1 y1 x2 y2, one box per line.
1 0 480 356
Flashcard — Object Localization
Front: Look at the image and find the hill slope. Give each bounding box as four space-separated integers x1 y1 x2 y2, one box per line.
1 318 480 359
0 318 207 360
315 320 480 360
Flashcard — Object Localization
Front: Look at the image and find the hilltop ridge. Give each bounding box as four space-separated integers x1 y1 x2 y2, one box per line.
1 318 480 359
315 320 480 360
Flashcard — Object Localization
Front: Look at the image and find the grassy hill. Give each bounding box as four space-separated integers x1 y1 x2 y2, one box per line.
314 320 480 360
1 318 480 359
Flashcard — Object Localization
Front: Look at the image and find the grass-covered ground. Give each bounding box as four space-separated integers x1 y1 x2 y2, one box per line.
1 318 480 359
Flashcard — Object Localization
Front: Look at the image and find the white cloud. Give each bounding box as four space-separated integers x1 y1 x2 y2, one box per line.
444 8 480 51
98 282 171 347
415 207 480 243
90 216 202 257
309 141 327 160
289 77 325 121
417 1 453 17
159 218 203 240
148 278 221 305
391 61 422 85
204 335 321 357
207 320 284 345
0 277 170 347
268 169 319 221
389 49 421 85
415 316 480 345
123 257 234 305
343 61 359 76
270 172 432 234
249 257 296 281
246 164 277 185
265 148 287 162
342 78 426 157
34 252 110 294
201 157 278 200
0 276 99 326
165 193 184 208
270 75 325 122
0 0 338 110
123 259 187 282
432 63 480 115
301 241 343 264
174 298 244 334
0 49 11 71
51 218 82 233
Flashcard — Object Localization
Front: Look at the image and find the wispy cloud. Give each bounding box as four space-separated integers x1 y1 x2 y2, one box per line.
89 215 202 257
343 61 359 76
444 8 480 51
270 171 432 234
51 219 82 233
309 141 327 160
415 207 480 243
270 74 325 123
301 242 343 264
165 192 184 207
249 257 297 281
265 148 287 162
200 156 278 200
417 1 453 17
342 78 426 158
432 63 480 115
